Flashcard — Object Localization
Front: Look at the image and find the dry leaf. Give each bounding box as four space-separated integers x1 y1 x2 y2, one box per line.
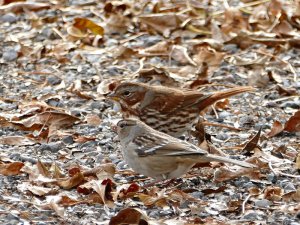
18 182 56 196
263 186 283 201
267 120 284 137
85 114 102 126
73 18 104 36
109 208 148 225
57 172 85 190
0 161 24 176
0 136 36 146
284 110 300 132
0 2 50 13
139 13 179 37
58 195 83 206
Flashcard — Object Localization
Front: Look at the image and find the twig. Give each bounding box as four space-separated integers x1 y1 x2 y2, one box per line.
268 96 300 103
268 161 300 179
212 0 271 17
241 194 251 215
131 57 145 77
202 121 242 131
211 105 219 119
255 49 298 82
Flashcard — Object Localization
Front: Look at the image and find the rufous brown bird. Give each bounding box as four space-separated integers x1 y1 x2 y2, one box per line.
107 82 254 137
117 119 255 181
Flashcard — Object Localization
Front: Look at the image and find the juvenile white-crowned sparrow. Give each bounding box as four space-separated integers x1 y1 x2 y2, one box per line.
116 118 255 181
107 82 254 137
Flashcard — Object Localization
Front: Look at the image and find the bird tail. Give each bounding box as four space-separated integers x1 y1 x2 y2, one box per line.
198 86 254 111
203 154 256 168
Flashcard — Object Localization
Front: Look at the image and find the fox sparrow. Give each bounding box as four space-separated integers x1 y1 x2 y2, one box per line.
107 82 254 137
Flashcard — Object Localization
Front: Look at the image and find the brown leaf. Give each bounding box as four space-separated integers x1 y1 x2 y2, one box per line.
57 172 85 190
222 7 248 35
17 182 56 196
214 167 261 182
202 186 227 195
58 195 83 206
1 111 80 139
295 153 300 170
139 13 179 37
138 192 168 208
242 128 262 156
284 110 300 132
263 186 283 201
136 66 179 87
0 2 50 13
276 85 298 96
282 188 300 202
78 179 115 207
267 120 284 137
113 183 140 201
83 163 116 180
85 114 102 126
0 136 36 146
49 200 65 218
0 161 24 176
193 45 225 67
139 40 172 56
37 160 50 177
109 208 148 225
73 18 104 36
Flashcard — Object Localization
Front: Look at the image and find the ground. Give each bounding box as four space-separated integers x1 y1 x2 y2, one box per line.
0 0 300 224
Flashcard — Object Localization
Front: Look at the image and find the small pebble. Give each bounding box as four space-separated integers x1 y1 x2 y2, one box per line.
0 13 17 23
38 142 63 153
62 136 74 145
242 211 264 220
218 111 231 119
2 49 18 61
255 199 271 208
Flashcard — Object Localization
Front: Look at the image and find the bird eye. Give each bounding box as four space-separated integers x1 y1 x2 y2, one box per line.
119 123 126 128
123 90 131 97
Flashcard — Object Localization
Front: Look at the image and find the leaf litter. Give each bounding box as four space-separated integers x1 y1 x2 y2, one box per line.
0 0 300 224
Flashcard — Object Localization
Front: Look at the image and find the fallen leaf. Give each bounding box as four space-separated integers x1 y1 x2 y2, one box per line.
18 182 56 196
267 120 284 137
241 128 262 156
284 110 300 132
263 186 283 201
58 195 83 206
113 183 140 201
85 114 102 126
139 13 179 37
78 179 115 207
0 2 50 13
0 161 24 176
0 136 36 146
73 18 104 36
49 200 65 218
282 188 300 202
202 186 227 195
109 208 148 225
57 172 85 190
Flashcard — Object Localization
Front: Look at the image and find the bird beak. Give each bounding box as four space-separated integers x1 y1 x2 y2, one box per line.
104 92 120 101
111 124 118 133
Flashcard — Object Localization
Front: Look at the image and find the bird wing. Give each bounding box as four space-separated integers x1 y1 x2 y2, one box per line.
150 88 211 114
133 132 207 157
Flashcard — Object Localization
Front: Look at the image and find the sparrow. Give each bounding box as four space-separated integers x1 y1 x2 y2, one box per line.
116 118 255 181
107 82 254 137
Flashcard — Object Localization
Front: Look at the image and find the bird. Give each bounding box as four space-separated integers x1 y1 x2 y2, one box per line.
116 118 255 181
106 81 254 137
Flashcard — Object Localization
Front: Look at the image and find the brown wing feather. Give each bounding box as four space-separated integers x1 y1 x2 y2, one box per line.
146 86 186 114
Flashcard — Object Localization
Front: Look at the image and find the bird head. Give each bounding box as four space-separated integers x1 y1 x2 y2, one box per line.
105 82 148 106
116 119 147 143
